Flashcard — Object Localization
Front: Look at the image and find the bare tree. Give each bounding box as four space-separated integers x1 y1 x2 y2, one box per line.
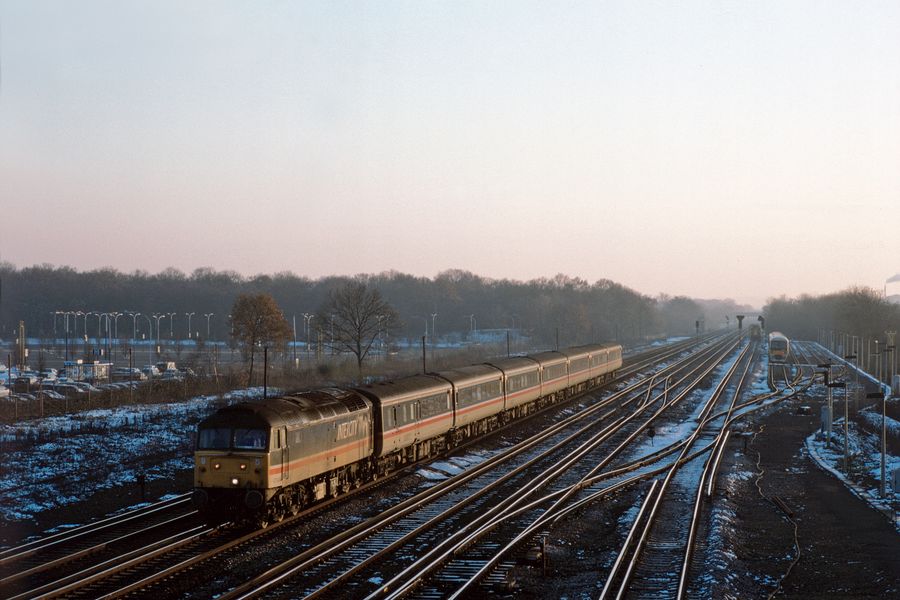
230 293 291 386
320 281 400 373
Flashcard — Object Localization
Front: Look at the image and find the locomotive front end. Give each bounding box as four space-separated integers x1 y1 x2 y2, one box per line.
193 409 274 524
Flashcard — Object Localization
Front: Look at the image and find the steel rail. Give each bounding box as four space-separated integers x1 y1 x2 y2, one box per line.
0 494 192 565
32 335 722 600
227 336 737 600
0 510 196 589
369 336 744 600
606 340 753 599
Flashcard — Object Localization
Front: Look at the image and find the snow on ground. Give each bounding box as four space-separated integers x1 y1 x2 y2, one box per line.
0 387 275 523
859 408 900 438
805 425 900 531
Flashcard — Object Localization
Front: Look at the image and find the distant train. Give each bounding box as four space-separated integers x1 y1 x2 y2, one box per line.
749 324 762 341
768 331 790 363
193 343 623 527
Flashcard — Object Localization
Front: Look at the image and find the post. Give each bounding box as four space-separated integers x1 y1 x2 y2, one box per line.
882 391 887 497
829 381 848 472
263 346 268 400
867 391 887 497
129 347 134 405
818 364 832 444
507 330 510 358
844 382 849 472
421 335 426 374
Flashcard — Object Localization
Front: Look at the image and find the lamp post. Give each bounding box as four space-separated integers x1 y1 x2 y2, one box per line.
98 313 111 360
76 311 88 340
828 381 848 472
874 339 881 381
817 363 833 445
127 312 139 344
303 314 315 358
185 312 195 339
151 313 164 359
141 313 152 339
431 313 438 344
61 310 75 362
95 312 106 341
167 312 176 338
330 313 335 354
867 391 888 497
108 312 122 361
203 313 214 339
887 331 897 390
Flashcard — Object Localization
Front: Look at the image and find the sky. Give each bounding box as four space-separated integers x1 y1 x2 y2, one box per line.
1 1 899 308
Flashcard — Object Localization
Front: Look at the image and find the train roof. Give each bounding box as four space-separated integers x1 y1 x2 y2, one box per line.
768 331 789 340
484 356 539 375
561 343 619 359
528 350 568 365
432 363 502 387
200 388 371 429
354 374 451 404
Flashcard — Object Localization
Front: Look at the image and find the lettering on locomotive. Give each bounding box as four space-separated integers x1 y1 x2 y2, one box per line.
336 419 359 441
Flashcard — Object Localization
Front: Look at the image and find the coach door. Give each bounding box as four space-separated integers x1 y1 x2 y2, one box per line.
279 427 289 481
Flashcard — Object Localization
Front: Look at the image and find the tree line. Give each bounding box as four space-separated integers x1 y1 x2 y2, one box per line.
764 286 900 342
0 262 750 350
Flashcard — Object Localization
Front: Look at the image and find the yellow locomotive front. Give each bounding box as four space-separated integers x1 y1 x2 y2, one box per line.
193 405 276 524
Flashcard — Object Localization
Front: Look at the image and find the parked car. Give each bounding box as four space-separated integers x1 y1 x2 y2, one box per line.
0 385 9 399
13 376 40 393
51 384 87 398
37 390 66 401
39 368 58 380
141 366 161 378
112 367 147 381
161 370 184 381
68 381 104 393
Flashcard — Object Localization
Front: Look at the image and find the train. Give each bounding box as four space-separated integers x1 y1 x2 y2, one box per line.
749 323 762 341
768 331 790 363
193 343 623 527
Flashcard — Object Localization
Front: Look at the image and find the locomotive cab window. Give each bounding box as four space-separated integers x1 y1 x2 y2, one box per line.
234 428 268 450
198 427 231 450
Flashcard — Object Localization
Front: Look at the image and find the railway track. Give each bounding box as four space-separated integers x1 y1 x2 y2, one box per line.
0 494 198 599
192 334 743 599
0 334 725 599
598 342 823 600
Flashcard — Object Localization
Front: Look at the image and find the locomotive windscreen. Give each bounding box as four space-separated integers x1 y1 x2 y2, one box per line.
198 428 231 449
198 427 268 450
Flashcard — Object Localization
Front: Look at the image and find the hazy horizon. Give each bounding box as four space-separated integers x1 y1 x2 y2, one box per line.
2 2 898 309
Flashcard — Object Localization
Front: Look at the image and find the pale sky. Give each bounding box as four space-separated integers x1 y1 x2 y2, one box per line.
2 1 899 307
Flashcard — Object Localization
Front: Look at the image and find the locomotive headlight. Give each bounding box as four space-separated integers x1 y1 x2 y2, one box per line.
213 462 221 470
231 477 239 486
239 463 247 471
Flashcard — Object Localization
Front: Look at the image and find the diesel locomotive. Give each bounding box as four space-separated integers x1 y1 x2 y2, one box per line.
193 343 622 527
